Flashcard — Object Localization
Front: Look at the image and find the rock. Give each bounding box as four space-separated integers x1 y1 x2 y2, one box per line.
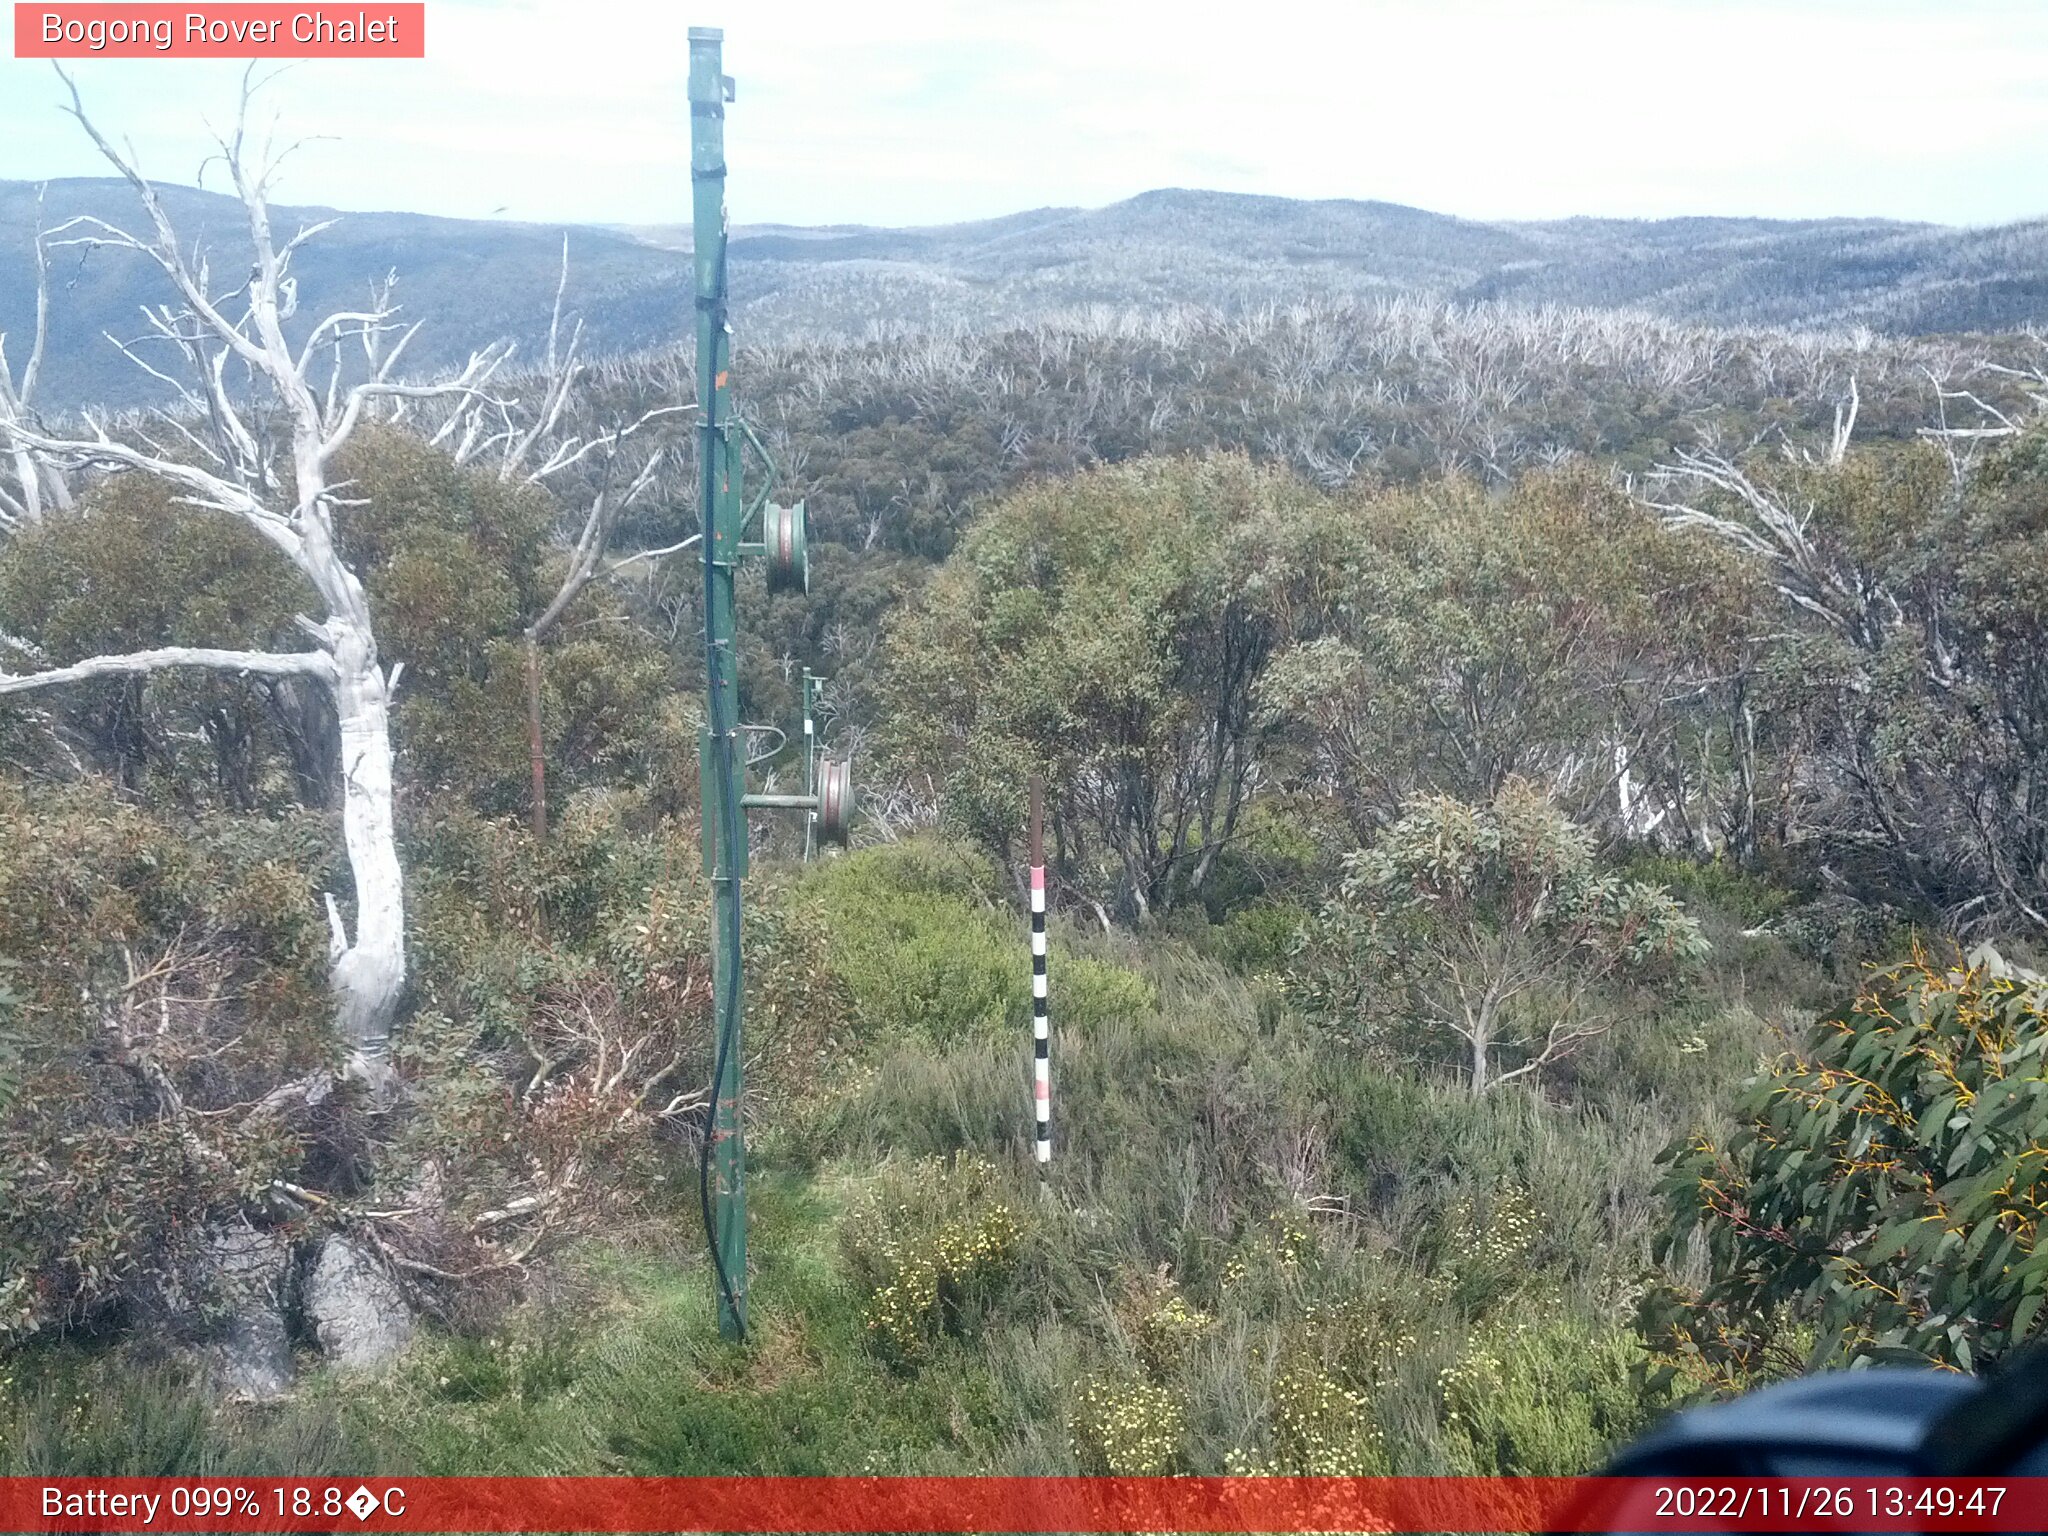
207 1223 294 1402
303 1234 414 1372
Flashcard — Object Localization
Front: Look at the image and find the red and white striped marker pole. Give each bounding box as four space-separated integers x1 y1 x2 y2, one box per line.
1029 774 1052 1170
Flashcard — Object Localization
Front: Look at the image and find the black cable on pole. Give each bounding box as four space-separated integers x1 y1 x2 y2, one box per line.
694 253 746 1341
695 647 748 1336
705 671 749 1336
697 878 745 1339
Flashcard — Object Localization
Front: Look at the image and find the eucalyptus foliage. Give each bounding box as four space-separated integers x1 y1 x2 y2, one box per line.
882 455 1308 917
1307 779 1708 1093
1644 948 2048 1385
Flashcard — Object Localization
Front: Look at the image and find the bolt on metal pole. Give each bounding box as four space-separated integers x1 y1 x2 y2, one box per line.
690 24 747 1342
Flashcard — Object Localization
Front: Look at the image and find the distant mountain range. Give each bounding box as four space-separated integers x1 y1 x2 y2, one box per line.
6 178 2048 411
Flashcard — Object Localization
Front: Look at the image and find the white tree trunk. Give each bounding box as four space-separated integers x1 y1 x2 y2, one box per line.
1461 997 1493 1096
330 634 404 1091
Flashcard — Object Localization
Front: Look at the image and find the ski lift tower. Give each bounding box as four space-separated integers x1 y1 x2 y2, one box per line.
690 25 853 1341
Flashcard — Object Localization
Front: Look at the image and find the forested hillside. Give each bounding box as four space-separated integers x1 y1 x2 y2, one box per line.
10 177 2048 410
6 116 2048 1481
0 178 691 411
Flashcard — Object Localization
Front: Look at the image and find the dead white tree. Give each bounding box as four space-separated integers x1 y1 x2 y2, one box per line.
0 184 75 531
1915 346 2048 486
0 73 508 1098
428 238 694 836
516 435 679 836
1639 446 1905 654
1826 373 1859 468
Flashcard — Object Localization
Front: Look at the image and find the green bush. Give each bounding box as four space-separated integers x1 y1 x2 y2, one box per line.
1215 1273 1426 1477
1303 780 1708 1094
841 1154 1027 1371
880 456 1323 915
1440 1315 1657 1475
1070 1375 1185 1474
390 794 860 1267
810 837 1003 907
805 840 1153 1045
1130 1275 1218 1380
1623 853 1793 932
0 479 310 809
1219 1210 1318 1307
1644 945 2048 1384
1775 897 1917 976
1207 903 1308 977
1230 1354 1383 1475
0 780 334 1343
1423 1177 1545 1317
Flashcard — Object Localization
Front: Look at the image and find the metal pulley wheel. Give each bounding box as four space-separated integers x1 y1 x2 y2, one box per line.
815 756 853 846
762 500 809 594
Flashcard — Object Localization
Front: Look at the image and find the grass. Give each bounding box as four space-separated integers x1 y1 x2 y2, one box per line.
0 839 1821 1477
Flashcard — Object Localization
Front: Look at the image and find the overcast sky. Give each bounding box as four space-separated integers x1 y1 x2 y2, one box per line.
2 0 2046 230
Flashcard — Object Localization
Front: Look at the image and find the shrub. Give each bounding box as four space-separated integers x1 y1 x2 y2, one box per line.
1070 1376 1185 1474
1623 853 1793 933
1207 904 1308 977
1132 1277 1218 1380
1643 944 2048 1382
880 455 1312 916
387 795 808 1276
1307 1279 1436 1392
0 479 310 808
1303 780 1708 1094
1220 1210 1318 1308
1219 1266 1429 1477
0 780 334 1343
1229 1354 1382 1476
1424 1177 1544 1317
805 840 1153 1045
841 1154 1026 1371
1440 1315 1655 1475
1775 896 1917 976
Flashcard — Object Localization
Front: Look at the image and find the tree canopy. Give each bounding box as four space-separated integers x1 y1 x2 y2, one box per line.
1305 779 1708 1093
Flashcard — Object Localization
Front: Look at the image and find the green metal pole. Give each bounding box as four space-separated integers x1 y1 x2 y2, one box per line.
802 670 819 863
690 24 747 1341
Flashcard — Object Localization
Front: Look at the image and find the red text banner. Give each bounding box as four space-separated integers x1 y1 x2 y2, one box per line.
2 1476 2046 1533
13 5 425 58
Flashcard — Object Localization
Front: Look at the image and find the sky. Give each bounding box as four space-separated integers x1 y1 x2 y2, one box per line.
2 0 2047 230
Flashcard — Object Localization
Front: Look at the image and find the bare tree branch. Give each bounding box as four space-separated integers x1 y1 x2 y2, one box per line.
0 645 334 695
605 532 701 576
